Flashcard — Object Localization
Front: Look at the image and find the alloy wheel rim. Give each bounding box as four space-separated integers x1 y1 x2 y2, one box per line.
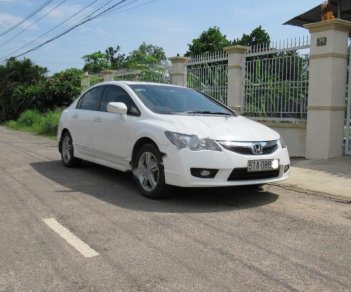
62 136 72 163
136 152 159 192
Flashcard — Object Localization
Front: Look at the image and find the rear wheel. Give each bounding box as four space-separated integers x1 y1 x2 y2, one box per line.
133 144 170 199
61 132 82 167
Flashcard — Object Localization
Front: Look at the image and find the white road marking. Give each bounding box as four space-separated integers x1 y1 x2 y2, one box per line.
43 218 99 258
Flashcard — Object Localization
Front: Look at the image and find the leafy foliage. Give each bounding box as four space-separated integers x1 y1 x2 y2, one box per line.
82 42 169 83
0 57 82 121
0 58 48 121
125 42 167 67
105 45 126 69
82 43 167 75
185 26 270 56
45 68 82 108
233 26 270 47
185 26 230 56
82 51 110 74
6 109 61 137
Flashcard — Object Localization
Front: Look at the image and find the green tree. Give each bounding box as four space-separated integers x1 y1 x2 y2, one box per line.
105 45 126 69
126 42 167 68
185 26 230 56
4 68 82 120
0 57 48 84
0 58 48 120
233 26 270 47
185 27 231 103
82 51 110 74
82 43 169 83
44 68 82 108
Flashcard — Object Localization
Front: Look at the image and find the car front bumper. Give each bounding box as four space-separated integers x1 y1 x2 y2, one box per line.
161 144 290 187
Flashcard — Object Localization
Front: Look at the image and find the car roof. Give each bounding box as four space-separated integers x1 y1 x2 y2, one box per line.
95 80 183 88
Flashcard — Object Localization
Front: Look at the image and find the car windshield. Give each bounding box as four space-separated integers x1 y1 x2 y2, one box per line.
129 84 235 116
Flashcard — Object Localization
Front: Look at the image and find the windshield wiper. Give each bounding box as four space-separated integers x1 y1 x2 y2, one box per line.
186 111 232 116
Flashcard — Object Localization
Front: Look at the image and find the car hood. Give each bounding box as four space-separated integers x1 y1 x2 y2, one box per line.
153 114 280 142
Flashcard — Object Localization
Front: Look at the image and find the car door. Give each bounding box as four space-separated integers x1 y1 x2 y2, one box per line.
92 85 140 167
69 86 104 156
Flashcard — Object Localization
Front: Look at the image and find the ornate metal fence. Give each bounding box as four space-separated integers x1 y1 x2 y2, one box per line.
186 52 228 105
243 37 310 121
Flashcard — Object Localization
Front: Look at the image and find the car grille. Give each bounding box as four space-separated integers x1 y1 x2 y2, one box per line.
218 140 278 155
227 168 280 181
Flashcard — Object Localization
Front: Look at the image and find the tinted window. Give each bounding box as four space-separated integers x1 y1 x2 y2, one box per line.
100 85 140 116
129 85 234 116
78 86 103 111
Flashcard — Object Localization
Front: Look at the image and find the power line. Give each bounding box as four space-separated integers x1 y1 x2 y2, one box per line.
1 0 101 60
0 0 67 48
0 0 55 37
1 0 155 62
102 0 156 17
5 0 137 60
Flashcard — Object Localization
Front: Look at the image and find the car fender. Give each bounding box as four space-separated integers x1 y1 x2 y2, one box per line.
127 124 171 162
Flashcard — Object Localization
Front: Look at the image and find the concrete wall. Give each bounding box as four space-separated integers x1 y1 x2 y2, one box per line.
259 121 307 157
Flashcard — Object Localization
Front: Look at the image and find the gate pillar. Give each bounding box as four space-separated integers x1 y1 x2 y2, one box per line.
224 45 250 113
169 56 189 87
304 19 351 159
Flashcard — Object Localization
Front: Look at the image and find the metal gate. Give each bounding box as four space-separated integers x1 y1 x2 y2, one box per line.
345 42 351 155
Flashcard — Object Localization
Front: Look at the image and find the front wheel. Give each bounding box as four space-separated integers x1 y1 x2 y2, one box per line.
61 132 82 167
133 144 170 199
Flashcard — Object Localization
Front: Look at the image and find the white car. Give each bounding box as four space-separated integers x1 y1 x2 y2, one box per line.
58 81 290 198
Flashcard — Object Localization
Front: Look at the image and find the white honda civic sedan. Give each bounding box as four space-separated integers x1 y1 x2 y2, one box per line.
58 81 290 198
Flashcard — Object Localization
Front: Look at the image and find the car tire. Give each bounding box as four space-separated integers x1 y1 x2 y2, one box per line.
133 144 170 199
61 131 82 167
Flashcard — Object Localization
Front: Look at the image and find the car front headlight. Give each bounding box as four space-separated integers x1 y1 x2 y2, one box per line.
164 131 221 151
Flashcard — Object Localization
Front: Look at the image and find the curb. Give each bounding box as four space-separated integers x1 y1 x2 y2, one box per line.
271 183 351 204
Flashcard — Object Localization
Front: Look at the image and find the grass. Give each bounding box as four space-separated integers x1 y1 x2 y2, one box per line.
5 109 62 138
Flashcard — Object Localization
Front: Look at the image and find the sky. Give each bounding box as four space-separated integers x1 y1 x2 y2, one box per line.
0 0 323 74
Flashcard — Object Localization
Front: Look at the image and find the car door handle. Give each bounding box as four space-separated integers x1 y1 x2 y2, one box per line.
72 113 78 119
93 117 102 122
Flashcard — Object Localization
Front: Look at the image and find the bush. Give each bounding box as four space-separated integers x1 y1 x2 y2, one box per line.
38 110 60 136
0 63 81 122
45 68 82 108
17 110 44 127
6 109 61 137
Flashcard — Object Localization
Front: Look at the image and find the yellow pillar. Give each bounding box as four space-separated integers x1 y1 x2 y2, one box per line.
223 45 250 113
169 56 190 87
304 19 351 159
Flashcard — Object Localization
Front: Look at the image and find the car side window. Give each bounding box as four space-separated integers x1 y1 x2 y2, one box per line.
77 86 104 111
100 85 140 116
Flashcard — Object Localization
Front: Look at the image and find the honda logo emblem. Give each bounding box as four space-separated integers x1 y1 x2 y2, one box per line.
252 143 264 155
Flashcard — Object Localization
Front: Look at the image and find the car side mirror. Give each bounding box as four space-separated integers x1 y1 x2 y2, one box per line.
107 102 128 115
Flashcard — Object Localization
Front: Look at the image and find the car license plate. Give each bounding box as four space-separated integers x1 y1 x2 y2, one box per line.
247 159 279 172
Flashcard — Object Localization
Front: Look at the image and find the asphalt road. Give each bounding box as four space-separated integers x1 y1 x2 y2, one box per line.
0 126 351 291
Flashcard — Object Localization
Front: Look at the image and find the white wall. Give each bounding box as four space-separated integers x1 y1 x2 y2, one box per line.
260 121 307 157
